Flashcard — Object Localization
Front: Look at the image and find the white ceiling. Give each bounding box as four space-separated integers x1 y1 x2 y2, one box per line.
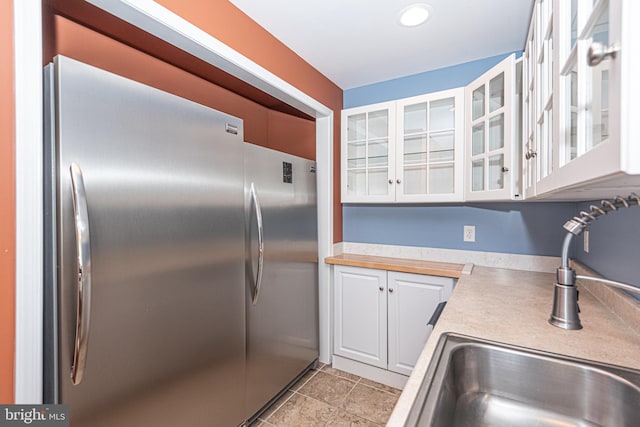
229 0 534 89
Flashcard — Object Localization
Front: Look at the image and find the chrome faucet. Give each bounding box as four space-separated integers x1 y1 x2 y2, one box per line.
549 194 640 330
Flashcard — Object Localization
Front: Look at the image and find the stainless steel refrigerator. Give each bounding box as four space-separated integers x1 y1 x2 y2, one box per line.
244 144 318 420
43 55 318 427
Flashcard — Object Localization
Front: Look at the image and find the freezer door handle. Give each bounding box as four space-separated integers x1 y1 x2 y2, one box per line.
250 183 264 304
69 163 92 385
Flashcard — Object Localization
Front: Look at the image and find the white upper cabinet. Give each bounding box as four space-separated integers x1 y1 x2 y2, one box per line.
342 0 640 203
522 0 555 199
342 89 464 203
536 0 640 199
341 101 396 203
465 54 520 200
395 88 465 202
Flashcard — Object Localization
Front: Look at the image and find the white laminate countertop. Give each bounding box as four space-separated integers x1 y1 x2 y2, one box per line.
387 265 640 426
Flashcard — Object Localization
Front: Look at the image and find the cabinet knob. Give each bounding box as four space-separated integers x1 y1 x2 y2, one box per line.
379 286 384 292
389 288 394 293
501 167 509 173
396 179 401 184
388 179 393 184
587 42 618 67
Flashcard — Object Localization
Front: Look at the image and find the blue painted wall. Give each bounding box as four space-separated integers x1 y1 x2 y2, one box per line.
573 201 640 299
344 203 577 256
344 51 521 108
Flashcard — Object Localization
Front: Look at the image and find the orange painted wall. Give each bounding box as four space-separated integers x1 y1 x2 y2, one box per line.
267 110 316 157
47 15 320 161
0 0 15 404
48 16 268 145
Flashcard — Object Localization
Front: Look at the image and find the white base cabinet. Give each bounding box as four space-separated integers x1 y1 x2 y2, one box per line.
333 265 454 376
333 266 388 368
387 271 453 375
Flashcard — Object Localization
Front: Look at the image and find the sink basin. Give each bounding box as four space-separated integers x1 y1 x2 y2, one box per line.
405 333 640 427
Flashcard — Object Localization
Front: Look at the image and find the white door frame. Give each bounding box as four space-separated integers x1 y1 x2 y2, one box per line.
14 0 334 402
14 0 44 403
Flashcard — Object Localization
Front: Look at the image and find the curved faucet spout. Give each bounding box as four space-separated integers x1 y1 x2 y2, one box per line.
550 194 640 330
560 233 573 270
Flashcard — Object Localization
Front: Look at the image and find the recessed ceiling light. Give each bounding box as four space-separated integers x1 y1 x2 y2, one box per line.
399 4 432 27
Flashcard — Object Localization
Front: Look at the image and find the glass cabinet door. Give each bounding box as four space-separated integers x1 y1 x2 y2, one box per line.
465 54 516 200
395 88 464 202
559 0 612 167
342 102 395 202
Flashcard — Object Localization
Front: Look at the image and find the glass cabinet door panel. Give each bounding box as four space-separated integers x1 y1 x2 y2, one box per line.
404 135 426 166
588 6 610 149
472 85 485 120
570 0 578 49
368 169 389 196
368 139 389 166
592 6 609 44
368 110 389 138
465 53 514 200
429 164 454 194
347 157 365 169
596 69 609 143
347 140 365 161
488 154 505 190
404 152 427 165
565 66 578 163
348 170 366 196
472 123 485 155
342 102 395 202
404 135 427 156
472 159 485 191
429 98 455 131
348 113 366 141
404 103 427 133
404 135 426 169
489 72 505 112
404 166 427 195
429 132 455 162
488 113 505 151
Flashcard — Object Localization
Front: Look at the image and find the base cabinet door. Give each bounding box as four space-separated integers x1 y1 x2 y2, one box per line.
387 272 454 375
334 265 456 376
333 266 388 369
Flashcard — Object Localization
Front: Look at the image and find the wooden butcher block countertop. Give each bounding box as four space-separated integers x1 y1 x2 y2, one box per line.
324 253 466 279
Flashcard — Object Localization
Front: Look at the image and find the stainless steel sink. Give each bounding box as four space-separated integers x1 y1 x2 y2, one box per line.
405 333 640 427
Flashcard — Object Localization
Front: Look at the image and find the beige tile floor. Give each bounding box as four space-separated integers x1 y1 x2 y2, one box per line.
251 364 401 426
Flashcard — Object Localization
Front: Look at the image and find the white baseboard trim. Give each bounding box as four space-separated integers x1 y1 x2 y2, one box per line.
336 242 559 273
332 355 408 390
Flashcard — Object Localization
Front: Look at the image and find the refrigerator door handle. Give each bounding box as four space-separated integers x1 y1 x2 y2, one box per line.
250 182 264 305
69 163 93 385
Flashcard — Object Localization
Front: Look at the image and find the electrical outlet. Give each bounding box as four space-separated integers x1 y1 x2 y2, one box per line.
584 230 589 253
464 225 476 242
